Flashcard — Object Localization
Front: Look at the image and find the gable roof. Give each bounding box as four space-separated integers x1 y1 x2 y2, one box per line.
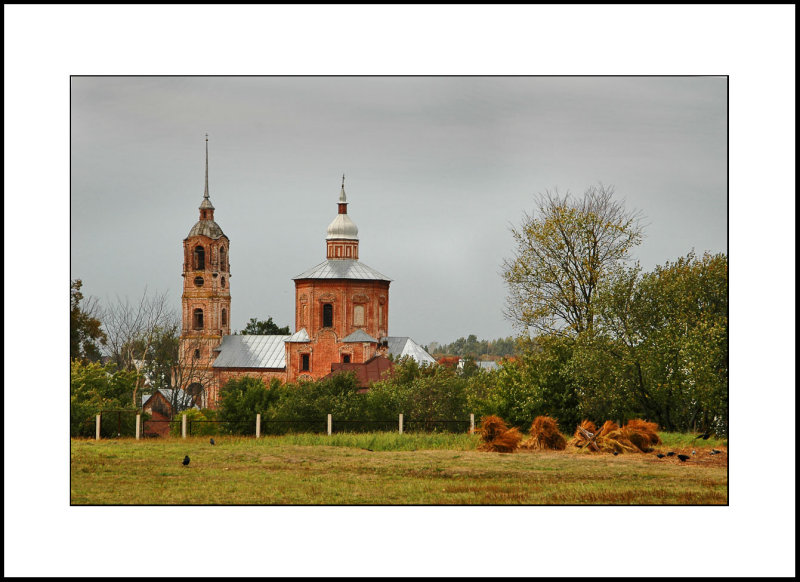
212 334 290 369
342 329 379 343
385 336 436 365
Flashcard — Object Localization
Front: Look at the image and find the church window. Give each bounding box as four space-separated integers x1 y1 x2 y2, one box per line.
323 303 333 328
193 349 201 359
221 308 227 326
194 246 205 270
342 354 351 363
220 247 226 270
353 305 365 326
194 276 204 287
301 353 310 372
221 277 226 288
193 308 204 329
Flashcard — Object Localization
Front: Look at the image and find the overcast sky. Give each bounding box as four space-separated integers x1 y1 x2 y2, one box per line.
71 75 727 346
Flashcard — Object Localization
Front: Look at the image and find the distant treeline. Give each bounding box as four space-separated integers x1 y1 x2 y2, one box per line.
425 335 517 359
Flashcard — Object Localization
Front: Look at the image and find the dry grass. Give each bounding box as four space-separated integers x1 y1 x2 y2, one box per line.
568 418 663 454
520 416 567 451
70 435 729 505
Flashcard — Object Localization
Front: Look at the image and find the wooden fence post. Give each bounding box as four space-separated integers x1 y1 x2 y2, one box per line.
95 414 101 440
181 414 187 439
399 413 403 435
470 413 475 434
256 413 261 438
136 414 141 440
327 414 332 436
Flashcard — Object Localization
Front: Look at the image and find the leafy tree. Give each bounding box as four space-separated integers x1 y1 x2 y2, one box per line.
502 184 644 337
269 373 367 426
218 376 281 434
70 279 106 363
470 336 580 430
239 317 290 335
70 360 138 436
588 251 728 433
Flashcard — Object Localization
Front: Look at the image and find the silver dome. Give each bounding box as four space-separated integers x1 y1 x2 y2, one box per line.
326 213 358 240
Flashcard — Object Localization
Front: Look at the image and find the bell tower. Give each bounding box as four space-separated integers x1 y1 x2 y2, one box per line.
179 135 231 406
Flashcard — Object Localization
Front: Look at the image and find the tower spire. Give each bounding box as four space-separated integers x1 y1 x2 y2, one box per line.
199 134 215 216
339 173 347 203
204 133 210 200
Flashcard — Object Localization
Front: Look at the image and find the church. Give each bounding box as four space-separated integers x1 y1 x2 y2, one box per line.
178 138 435 408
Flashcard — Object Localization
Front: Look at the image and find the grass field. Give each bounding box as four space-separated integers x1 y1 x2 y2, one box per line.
70 432 728 505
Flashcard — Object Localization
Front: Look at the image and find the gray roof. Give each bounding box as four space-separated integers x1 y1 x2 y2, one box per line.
385 336 436 365
187 219 225 239
142 389 199 409
286 328 310 343
293 259 392 282
342 329 378 343
212 334 290 369
475 360 498 371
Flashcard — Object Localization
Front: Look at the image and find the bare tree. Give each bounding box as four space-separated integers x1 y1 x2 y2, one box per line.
102 288 173 407
502 184 644 337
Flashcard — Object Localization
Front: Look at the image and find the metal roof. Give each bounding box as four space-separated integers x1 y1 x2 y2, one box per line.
187 219 225 239
212 335 290 369
141 389 199 409
385 336 436 365
286 328 310 343
342 329 378 343
293 259 392 281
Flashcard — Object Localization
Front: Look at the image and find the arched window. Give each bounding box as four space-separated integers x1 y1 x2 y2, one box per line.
221 308 227 326
322 303 333 328
220 247 226 271
193 348 201 359
194 276 204 287
342 354 351 363
194 246 205 270
193 308 204 330
301 353 310 372
221 277 226 288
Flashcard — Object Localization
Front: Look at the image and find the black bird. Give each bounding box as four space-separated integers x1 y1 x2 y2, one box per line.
210 438 215 445
677 454 690 462
613 451 619 456
694 431 713 440
666 451 676 457
656 453 666 458
183 455 190 466
710 449 721 455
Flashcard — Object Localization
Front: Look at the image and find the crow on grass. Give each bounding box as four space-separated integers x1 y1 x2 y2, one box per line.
666 451 676 457
694 431 713 440
656 453 666 458
210 438 215 445
710 449 721 455
612 452 619 456
183 455 190 467
677 454 690 462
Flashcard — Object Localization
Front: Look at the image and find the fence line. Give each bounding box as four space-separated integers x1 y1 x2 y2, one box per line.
90 414 478 439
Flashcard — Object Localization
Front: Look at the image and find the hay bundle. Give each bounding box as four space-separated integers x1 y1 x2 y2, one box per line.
596 420 619 438
596 429 640 454
623 419 661 445
521 416 567 450
477 415 522 453
568 420 599 450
